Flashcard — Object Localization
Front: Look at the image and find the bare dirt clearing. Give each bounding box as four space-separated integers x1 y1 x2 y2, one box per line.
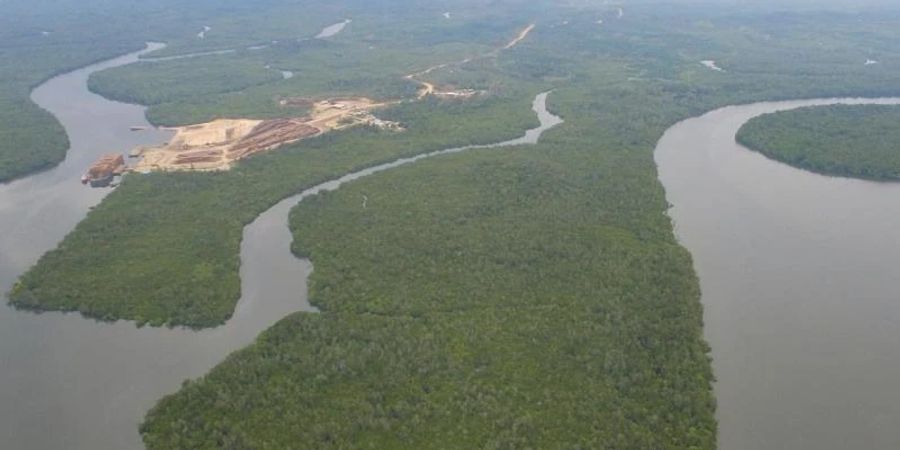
133 98 399 172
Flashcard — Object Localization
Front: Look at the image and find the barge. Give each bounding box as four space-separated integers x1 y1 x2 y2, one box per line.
82 154 126 187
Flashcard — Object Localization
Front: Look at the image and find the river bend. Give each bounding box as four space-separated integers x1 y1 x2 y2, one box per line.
12 36 894 450
656 97 900 450
0 43 560 449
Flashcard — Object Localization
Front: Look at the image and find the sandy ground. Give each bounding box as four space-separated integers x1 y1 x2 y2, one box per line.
405 74 437 99
134 119 260 171
133 98 398 172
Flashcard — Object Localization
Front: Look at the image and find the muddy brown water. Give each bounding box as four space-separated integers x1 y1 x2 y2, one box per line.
8 39 898 450
656 97 900 450
0 42 561 449
7 42 899 449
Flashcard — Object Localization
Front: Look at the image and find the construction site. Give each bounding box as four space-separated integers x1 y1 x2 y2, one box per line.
84 23 534 179
130 98 401 173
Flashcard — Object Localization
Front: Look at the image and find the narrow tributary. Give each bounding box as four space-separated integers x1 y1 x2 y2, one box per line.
0 40 561 449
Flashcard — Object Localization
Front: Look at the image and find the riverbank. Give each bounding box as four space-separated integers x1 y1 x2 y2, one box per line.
9 5 900 449
657 97 900 450
0 45 183 450
10 89 542 328
140 91 718 449
0 41 547 449
0 40 146 182
737 104 900 181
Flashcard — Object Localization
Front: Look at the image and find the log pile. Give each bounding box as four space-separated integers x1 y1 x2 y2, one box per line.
174 149 224 165
87 154 125 178
228 119 320 160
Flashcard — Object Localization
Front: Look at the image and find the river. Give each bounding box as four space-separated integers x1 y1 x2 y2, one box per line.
0 42 561 449
656 97 900 450
315 19 351 39
17 33 893 450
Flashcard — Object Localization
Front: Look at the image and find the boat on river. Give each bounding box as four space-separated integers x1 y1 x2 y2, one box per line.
82 153 125 187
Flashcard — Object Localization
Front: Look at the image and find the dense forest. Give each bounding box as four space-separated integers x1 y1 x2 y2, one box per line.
10 93 541 327
737 104 900 181
0 0 287 181
0 30 135 182
0 0 449 179
141 135 717 448
86 8 534 127
87 56 285 107
6 0 900 447
139 6 900 445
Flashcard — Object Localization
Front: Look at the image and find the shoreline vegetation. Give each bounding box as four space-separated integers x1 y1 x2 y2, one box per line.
8 5 549 327
6 0 900 447
737 104 900 181
9 92 542 328
0 0 378 181
0 41 144 183
141 134 718 448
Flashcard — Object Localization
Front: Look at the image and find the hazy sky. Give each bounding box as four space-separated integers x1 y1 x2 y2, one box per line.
632 0 899 8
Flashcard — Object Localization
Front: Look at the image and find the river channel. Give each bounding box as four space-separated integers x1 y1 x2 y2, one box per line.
0 43 560 449
10 30 895 450
656 97 900 450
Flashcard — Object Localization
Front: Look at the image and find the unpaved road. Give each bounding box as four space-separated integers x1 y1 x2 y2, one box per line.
504 23 535 49
406 23 536 99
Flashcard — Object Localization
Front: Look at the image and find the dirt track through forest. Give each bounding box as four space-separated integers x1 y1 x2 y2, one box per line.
405 22 536 99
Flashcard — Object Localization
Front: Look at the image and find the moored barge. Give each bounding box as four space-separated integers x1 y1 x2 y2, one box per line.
82 153 126 187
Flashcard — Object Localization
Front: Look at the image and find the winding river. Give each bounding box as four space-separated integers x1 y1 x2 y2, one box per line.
7 33 900 450
0 44 560 449
656 97 900 450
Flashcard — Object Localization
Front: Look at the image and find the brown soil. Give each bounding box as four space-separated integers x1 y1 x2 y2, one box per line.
229 119 320 159
133 98 398 172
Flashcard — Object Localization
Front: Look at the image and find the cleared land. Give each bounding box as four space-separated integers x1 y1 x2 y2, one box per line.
737 104 900 181
10 92 541 328
133 98 397 172
8 3 549 327
132 22 534 173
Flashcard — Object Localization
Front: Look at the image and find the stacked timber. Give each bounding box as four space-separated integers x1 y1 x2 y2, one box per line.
228 119 320 160
173 149 224 165
82 154 125 187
